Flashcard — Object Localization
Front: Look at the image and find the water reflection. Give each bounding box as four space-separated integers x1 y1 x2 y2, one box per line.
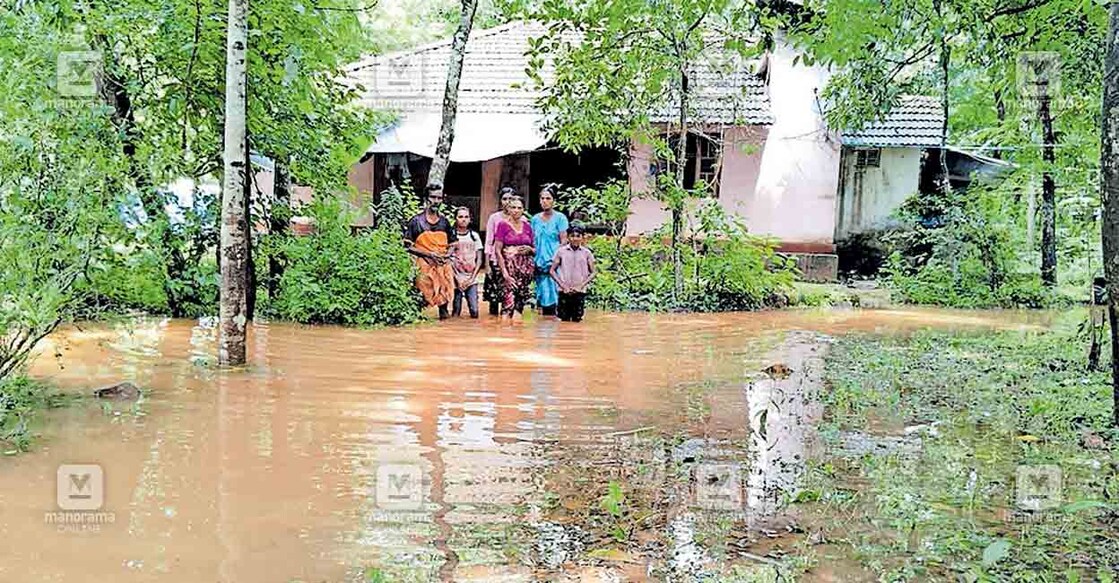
2 308 1049 581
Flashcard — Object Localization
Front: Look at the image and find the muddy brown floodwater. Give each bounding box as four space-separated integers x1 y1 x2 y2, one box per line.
0 308 1051 582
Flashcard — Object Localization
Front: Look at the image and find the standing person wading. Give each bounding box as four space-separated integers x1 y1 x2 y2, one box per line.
449 206 483 318
404 183 456 320
492 197 535 321
483 186 517 316
531 184 568 316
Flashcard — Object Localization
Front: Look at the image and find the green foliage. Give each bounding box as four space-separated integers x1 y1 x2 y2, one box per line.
581 192 796 312
810 324 1118 579
373 182 423 232
5 0 381 319
526 0 763 151
0 7 125 379
883 185 1065 309
364 0 516 53
794 0 1108 298
269 199 423 327
0 377 66 453
558 180 633 236
598 480 628 542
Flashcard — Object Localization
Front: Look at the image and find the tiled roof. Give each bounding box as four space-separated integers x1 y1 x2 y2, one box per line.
841 95 945 148
344 21 774 126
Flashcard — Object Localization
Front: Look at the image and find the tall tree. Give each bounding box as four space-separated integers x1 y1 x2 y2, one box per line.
1101 0 1119 427
527 0 760 297
796 0 1107 291
219 0 249 366
1039 75 1058 287
428 0 479 188
52 0 376 318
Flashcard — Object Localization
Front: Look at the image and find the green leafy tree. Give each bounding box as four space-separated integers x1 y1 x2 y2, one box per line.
526 0 764 298
793 0 1109 291
0 7 123 380
13 0 380 317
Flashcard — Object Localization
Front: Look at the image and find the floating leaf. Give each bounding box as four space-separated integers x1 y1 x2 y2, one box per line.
982 539 1012 567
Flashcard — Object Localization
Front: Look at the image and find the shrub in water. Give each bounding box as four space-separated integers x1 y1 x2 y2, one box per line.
270 199 423 326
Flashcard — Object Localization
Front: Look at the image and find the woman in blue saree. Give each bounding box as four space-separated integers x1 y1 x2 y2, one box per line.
531 184 568 316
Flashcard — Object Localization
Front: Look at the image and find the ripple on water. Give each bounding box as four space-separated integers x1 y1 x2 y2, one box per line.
3 308 1051 581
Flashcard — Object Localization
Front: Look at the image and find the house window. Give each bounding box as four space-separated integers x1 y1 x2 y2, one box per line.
855 148 881 169
696 134 722 189
662 131 723 195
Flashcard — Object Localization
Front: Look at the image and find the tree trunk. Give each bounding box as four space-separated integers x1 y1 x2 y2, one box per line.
96 41 190 317
937 33 952 197
672 66 689 300
1101 0 1119 428
243 140 256 322
1039 91 1058 287
219 0 249 366
268 158 291 299
427 0 478 188
993 88 1006 160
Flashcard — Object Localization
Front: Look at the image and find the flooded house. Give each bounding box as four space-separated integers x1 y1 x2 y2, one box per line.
835 98 1012 240
338 21 952 281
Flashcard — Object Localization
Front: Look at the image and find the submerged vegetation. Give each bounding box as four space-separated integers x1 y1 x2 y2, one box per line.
800 321 1118 580
564 180 798 313
267 199 423 327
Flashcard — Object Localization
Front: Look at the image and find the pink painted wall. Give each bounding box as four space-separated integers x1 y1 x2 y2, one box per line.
623 35 841 249
718 126 768 223
625 139 668 235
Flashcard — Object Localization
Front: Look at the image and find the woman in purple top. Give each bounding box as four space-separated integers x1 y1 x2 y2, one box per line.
483 186 518 316
492 197 535 319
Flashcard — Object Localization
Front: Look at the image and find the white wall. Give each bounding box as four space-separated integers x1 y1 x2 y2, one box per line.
622 34 842 250
747 33 842 249
834 147 922 239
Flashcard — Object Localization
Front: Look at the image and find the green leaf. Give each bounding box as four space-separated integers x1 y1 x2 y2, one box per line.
982 539 1012 567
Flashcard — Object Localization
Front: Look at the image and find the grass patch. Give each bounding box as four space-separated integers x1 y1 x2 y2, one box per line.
799 324 1119 581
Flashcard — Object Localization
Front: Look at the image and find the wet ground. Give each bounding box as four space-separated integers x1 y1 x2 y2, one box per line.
0 308 1051 582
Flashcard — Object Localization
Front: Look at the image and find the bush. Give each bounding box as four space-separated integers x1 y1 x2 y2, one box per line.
268 199 423 326
585 200 796 312
0 377 63 452
882 182 1068 309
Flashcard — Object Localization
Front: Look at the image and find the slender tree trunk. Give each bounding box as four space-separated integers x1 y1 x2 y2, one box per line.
936 31 952 197
97 42 190 317
243 140 256 322
1101 0 1119 428
672 66 689 300
428 0 478 188
268 158 291 299
1039 90 1058 287
219 0 249 366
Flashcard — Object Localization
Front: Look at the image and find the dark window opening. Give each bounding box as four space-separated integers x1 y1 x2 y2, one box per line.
663 131 723 195
855 148 881 169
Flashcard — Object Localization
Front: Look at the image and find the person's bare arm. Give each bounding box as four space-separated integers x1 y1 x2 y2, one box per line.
581 254 596 290
549 254 566 294
494 240 509 280
471 247 483 282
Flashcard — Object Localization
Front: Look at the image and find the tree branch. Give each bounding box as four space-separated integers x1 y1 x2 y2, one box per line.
989 0 1054 20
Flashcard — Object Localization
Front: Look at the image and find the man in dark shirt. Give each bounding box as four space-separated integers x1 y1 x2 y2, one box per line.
404 183 456 319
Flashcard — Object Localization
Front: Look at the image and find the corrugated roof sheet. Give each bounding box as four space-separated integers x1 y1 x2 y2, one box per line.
344 21 774 126
841 95 945 147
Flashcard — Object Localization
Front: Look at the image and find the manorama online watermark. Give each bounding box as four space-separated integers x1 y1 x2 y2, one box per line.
45 464 116 533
